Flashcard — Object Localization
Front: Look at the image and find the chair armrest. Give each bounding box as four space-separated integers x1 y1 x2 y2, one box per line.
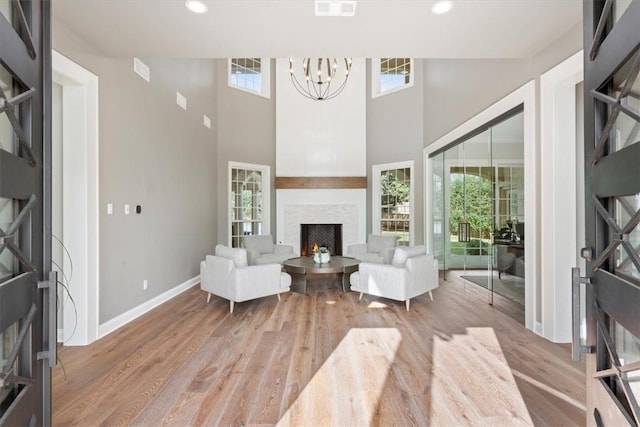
353 262 409 301
274 244 294 255
233 263 289 301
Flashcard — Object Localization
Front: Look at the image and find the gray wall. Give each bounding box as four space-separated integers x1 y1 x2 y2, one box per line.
53 22 218 323
366 59 425 244
215 59 276 246
423 23 583 145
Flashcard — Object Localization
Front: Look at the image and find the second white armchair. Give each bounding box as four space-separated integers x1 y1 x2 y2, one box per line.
242 235 296 266
346 234 399 264
350 245 438 311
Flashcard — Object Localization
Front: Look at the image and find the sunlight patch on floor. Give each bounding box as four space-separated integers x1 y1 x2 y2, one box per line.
367 301 389 309
430 327 534 426
277 328 401 426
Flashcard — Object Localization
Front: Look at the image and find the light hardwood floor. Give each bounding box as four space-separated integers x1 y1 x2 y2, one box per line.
53 273 585 426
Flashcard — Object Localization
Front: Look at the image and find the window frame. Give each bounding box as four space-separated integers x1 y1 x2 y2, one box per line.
228 161 271 247
371 58 414 98
227 58 271 99
372 160 415 246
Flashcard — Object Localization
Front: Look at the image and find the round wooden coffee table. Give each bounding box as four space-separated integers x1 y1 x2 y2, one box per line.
283 256 360 294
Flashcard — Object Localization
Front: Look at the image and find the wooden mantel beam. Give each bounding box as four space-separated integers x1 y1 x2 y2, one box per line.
275 176 367 189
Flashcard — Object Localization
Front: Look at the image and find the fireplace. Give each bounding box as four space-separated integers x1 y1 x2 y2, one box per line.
300 224 343 256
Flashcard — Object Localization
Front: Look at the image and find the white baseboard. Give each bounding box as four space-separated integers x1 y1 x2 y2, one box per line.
57 328 64 343
534 321 543 336
98 275 200 339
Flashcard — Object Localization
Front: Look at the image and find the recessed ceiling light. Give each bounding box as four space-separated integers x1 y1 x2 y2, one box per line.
431 0 453 15
185 0 208 14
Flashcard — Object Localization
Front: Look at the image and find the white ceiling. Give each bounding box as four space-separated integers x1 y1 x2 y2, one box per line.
52 0 582 59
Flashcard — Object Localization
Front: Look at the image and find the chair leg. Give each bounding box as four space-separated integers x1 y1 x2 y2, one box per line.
429 291 434 301
230 301 234 314
206 293 211 304
277 293 281 301
405 299 411 311
359 292 364 300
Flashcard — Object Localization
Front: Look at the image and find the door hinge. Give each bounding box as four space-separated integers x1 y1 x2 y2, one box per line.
37 271 57 368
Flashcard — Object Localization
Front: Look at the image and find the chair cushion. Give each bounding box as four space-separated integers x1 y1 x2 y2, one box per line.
215 244 248 268
391 245 427 267
243 235 274 254
367 234 397 254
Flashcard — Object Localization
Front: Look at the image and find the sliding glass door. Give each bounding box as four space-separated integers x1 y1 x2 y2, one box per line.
430 109 525 307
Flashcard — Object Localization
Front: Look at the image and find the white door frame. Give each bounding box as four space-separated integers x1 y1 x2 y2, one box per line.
539 50 584 343
52 50 100 346
372 160 415 245
228 161 271 246
424 81 537 332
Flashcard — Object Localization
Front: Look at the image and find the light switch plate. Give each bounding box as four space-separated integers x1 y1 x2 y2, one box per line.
176 92 187 110
124 204 130 215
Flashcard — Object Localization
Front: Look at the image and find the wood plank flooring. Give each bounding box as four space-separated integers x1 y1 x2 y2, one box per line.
53 273 586 426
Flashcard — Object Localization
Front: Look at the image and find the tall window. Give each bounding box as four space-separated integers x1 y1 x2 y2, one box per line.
373 161 414 246
228 58 271 98
229 162 270 247
372 58 414 98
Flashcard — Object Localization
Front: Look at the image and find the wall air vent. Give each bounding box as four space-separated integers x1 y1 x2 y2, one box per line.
315 1 357 16
133 57 150 82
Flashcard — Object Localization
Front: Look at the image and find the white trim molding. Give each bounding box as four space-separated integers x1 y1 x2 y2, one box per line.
98 276 200 339
372 160 415 246
424 80 537 333
52 50 100 346
371 58 414 99
540 50 584 343
228 161 271 246
228 58 271 99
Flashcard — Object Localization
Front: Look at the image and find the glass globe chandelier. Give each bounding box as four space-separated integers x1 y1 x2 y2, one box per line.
288 58 353 101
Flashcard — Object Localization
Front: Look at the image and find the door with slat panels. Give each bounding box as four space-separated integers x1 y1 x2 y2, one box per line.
0 1 53 425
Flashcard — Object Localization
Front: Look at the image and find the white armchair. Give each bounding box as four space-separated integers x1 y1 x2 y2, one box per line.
346 234 399 264
242 235 296 266
200 244 292 313
350 245 438 311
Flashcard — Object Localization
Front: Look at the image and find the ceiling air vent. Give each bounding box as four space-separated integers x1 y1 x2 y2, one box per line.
133 57 150 82
315 1 357 16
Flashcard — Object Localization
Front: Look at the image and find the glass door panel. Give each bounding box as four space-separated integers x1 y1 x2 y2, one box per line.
461 131 492 273
432 152 445 271
444 142 464 270
430 108 525 309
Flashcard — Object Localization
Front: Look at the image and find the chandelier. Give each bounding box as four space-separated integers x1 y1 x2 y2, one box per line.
288 58 353 101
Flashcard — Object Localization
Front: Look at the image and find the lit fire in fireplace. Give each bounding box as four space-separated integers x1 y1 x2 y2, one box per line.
311 242 319 253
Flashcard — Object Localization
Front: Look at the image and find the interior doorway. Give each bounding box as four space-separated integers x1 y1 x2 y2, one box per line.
52 51 100 346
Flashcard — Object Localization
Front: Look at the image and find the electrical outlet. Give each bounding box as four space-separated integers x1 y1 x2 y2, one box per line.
107 203 113 215
143 279 148 290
